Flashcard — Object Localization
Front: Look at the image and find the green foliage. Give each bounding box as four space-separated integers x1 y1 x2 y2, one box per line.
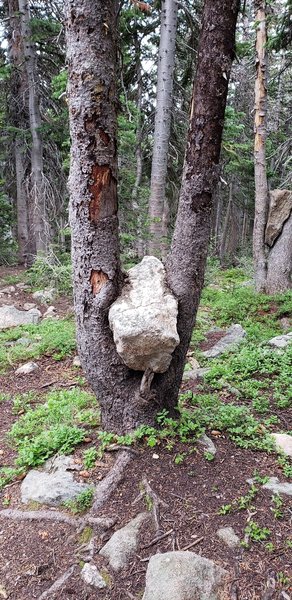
0 467 25 491
25 253 72 295
271 493 284 519
83 447 98 469
244 520 271 543
63 488 94 514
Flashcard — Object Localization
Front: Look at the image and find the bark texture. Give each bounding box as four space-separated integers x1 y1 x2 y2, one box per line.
148 0 178 257
253 0 269 292
66 0 239 433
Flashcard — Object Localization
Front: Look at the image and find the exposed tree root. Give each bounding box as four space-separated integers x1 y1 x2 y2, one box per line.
133 476 168 535
90 450 133 512
0 508 116 532
37 564 75 600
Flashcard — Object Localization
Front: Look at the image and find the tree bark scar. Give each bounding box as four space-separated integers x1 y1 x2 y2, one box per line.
89 164 117 223
90 269 109 295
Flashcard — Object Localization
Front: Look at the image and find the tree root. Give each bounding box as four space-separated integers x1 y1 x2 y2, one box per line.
0 508 116 532
37 564 76 600
134 476 168 535
90 450 133 512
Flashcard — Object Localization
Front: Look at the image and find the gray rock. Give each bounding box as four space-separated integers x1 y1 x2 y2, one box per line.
23 303 37 311
21 455 92 506
268 332 292 349
73 356 81 367
0 305 41 329
271 433 292 457
109 257 179 373
16 337 34 346
217 527 240 548
15 362 39 375
202 324 246 358
32 288 56 304
142 551 227 600
100 512 149 571
265 189 292 247
81 564 107 589
280 318 291 332
16 282 29 290
262 477 292 496
0 285 16 294
43 305 58 319
198 434 217 456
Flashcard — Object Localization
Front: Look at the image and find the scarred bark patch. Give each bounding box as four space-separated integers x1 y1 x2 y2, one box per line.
90 269 109 295
89 164 117 223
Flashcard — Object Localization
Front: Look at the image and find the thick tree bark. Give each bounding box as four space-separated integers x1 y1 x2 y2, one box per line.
253 0 269 292
66 0 239 434
148 0 178 257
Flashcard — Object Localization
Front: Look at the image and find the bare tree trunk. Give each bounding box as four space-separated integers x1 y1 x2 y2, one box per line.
66 0 239 434
131 36 145 259
148 0 178 257
19 0 48 255
220 182 233 265
253 0 269 291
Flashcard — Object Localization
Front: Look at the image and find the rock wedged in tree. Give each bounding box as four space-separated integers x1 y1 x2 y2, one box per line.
265 189 292 247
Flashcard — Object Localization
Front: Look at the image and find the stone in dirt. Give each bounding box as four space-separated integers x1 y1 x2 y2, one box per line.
73 356 81 367
99 512 149 571
202 324 246 359
43 305 58 319
81 564 107 589
32 288 56 304
21 455 92 506
198 434 217 456
262 477 292 496
0 285 16 294
108 256 179 373
216 527 240 548
0 305 41 329
15 362 38 375
142 551 227 600
23 303 37 311
268 332 292 349
271 433 292 457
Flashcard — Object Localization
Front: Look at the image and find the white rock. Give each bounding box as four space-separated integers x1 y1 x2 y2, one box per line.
109 257 179 373
262 477 292 496
217 527 240 548
100 512 149 571
198 434 217 456
0 285 16 294
23 303 37 311
268 332 292 349
15 362 39 375
81 564 107 589
142 551 227 600
271 433 292 457
73 356 81 367
32 288 56 304
0 305 41 329
202 324 246 359
43 305 58 319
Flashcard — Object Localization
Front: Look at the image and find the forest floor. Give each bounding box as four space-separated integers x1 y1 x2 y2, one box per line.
0 264 291 600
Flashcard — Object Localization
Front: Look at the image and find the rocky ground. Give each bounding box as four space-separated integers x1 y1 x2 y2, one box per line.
0 267 291 600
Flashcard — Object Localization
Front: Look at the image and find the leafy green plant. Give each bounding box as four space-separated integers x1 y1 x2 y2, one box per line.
63 488 94 514
204 451 215 461
218 504 232 515
83 447 98 469
0 467 25 491
244 520 271 542
271 493 284 519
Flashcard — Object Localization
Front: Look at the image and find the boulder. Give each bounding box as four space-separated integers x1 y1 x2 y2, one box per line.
108 257 179 373
81 564 107 589
271 433 292 457
0 305 41 329
15 362 38 375
100 512 149 571
32 288 56 304
216 527 240 548
268 332 292 349
265 189 292 247
202 324 246 359
142 551 227 600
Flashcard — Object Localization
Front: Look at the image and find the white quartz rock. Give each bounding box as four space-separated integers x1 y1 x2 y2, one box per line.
109 256 179 373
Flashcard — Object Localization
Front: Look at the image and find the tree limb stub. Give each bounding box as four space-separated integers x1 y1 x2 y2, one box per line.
89 164 117 223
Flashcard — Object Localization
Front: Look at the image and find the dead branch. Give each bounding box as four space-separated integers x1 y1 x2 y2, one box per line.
0 509 116 532
90 450 133 512
37 565 75 600
141 528 173 549
181 536 204 551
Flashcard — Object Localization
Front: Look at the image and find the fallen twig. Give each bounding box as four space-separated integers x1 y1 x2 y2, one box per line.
141 528 173 549
181 536 204 551
37 565 75 600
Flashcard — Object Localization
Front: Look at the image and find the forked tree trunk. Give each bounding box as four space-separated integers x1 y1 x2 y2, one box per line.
253 0 269 291
148 0 178 257
66 0 239 433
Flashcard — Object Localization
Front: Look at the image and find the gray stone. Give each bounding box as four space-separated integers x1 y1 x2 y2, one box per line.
16 282 29 290
216 527 240 548
23 303 37 311
142 551 227 600
32 288 56 304
265 189 292 247
271 433 292 457
0 286 16 294
73 356 81 367
268 332 292 349
0 305 41 329
43 305 58 319
100 512 149 571
16 337 34 346
202 324 246 358
15 362 39 375
280 317 291 331
198 434 217 456
262 477 292 496
81 564 107 589
109 257 179 373
21 455 92 506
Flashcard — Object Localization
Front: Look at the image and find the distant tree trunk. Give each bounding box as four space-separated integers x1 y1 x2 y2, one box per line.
66 0 239 434
253 0 269 291
148 0 178 258
131 35 145 259
19 0 48 255
220 181 233 265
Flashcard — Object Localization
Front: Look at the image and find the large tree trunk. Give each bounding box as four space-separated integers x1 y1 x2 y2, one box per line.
66 0 239 434
147 0 178 258
253 0 269 292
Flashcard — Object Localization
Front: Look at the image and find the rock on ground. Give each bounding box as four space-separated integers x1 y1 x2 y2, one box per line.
262 477 292 496
15 362 38 375
32 288 56 304
73 356 81 367
100 512 149 571
271 433 292 457
0 305 41 329
216 527 240 548
202 324 246 359
198 434 217 456
43 305 58 319
23 303 37 311
268 332 292 349
108 256 179 373
81 564 107 589
142 551 227 600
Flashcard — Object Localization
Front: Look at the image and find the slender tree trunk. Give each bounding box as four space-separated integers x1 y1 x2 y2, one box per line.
131 36 145 259
148 0 178 257
220 182 233 265
253 0 269 291
19 0 48 255
66 0 239 434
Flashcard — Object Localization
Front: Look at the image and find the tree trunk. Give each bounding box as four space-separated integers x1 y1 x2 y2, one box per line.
66 0 239 434
253 0 269 291
19 0 48 255
148 0 178 257
131 36 145 259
